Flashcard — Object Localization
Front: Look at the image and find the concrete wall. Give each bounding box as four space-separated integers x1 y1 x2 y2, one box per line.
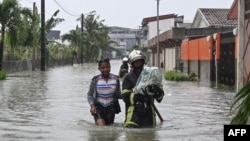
181 60 211 82
148 18 175 40
199 61 212 81
2 59 72 73
164 48 176 71
182 60 189 74
189 60 199 76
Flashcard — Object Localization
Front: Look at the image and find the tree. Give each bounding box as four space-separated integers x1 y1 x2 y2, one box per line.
0 0 30 70
45 10 64 34
61 29 82 53
62 29 81 47
4 5 33 60
81 11 112 62
62 11 117 63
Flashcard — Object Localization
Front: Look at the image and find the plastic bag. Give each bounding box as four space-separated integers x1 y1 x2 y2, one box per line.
133 65 163 94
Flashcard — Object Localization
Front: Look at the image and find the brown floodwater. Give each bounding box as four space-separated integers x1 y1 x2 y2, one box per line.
0 60 235 141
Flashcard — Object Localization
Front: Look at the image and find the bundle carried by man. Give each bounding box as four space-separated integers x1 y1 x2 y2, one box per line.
133 65 163 95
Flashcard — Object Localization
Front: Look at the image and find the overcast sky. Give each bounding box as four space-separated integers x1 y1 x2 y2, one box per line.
17 0 234 34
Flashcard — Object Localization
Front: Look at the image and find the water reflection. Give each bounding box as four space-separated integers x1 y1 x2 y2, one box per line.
0 60 235 141
86 125 158 141
87 126 121 141
124 128 158 141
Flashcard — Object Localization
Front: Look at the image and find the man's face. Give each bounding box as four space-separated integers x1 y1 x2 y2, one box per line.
132 59 143 69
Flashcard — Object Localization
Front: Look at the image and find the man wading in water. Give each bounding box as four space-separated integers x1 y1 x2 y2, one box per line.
121 50 165 128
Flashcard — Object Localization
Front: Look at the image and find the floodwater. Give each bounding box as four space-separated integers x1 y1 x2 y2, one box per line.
0 60 235 141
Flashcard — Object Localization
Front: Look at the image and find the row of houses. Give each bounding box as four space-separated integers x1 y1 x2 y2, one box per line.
46 0 248 91
138 0 249 91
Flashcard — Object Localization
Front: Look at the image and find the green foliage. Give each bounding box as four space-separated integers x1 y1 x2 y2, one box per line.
164 70 198 81
62 11 111 62
188 72 198 81
45 10 64 33
0 70 6 80
230 82 250 125
0 0 64 70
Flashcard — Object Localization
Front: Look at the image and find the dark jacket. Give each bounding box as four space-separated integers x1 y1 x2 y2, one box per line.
119 62 129 78
121 68 164 127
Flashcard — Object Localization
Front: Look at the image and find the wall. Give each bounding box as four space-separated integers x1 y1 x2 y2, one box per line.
199 60 212 81
181 36 213 81
164 48 176 71
148 18 175 40
3 59 72 73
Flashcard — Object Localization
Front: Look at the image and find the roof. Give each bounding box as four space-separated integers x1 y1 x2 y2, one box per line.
141 14 183 26
227 0 238 20
192 8 238 28
109 26 130 30
108 26 140 34
177 23 192 29
46 30 61 40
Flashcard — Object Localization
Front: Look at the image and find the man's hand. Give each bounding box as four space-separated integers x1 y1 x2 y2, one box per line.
148 84 162 93
142 84 163 97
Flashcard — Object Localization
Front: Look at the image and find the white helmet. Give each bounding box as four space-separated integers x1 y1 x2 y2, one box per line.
128 50 146 64
122 57 128 62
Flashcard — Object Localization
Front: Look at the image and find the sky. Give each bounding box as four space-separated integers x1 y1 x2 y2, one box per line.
16 0 234 34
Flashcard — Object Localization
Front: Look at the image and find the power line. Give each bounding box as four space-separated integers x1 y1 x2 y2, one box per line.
53 0 79 17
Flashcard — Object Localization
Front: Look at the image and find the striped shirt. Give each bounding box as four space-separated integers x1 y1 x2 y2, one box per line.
96 74 117 107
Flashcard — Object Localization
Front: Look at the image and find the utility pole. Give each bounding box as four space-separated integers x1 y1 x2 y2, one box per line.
80 13 84 63
41 0 46 71
156 0 160 68
32 2 36 71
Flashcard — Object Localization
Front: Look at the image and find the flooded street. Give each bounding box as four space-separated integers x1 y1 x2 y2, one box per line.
0 60 235 141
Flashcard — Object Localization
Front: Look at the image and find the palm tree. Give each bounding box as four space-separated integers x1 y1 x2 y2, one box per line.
5 6 33 60
7 8 32 48
61 29 82 52
0 0 29 70
62 11 117 63
61 29 82 63
45 10 64 34
230 82 250 124
95 27 118 60
62 30 81 46
82 11 111 62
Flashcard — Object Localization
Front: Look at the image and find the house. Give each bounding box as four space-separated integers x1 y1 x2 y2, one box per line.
140 5 240 87
181 8 237 86
228 0 250 90
108 26 140 58
140 13 184 66
141 10 235 73
46 30 61 44
192 8 237 28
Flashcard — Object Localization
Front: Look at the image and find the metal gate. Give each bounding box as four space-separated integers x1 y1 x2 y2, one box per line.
219 42 235 86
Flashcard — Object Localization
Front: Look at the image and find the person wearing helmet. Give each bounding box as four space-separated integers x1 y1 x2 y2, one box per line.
118 57 129 80
121 50 164 128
